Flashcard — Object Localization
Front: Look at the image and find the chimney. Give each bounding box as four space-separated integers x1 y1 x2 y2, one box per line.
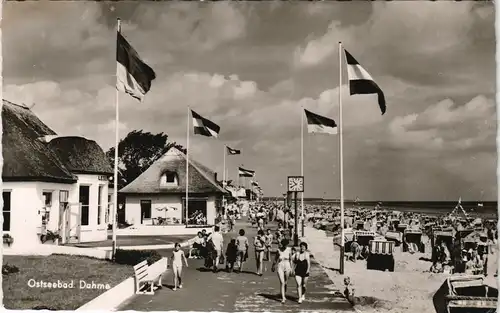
214 173 217 182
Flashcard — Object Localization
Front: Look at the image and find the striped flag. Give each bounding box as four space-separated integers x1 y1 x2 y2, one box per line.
116 31 156 101
191 110 220 138
304 109 338 135
227 146 241 155
344 49 386 115
238 167 255 177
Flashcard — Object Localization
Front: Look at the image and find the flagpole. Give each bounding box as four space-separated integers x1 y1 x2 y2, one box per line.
338 41 345 275
186 106 190 226
223 145 226 214
301 106 305 238
112 18 121 259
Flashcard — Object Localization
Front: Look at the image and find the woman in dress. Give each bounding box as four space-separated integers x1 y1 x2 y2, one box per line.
272 238 293 303
254 229 266 275
293 242 311 303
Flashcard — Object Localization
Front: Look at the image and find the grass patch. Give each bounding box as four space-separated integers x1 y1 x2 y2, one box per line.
3 254 133 310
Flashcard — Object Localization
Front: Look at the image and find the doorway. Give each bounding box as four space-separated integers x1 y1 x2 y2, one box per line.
140 200 152 224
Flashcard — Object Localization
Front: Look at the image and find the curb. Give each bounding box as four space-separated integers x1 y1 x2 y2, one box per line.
93 236 197 251
76 257 169 311
304 226 357 312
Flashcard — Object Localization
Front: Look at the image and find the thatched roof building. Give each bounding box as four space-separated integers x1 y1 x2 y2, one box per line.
2 100 112 182
120 147 227 195
48 136 112 175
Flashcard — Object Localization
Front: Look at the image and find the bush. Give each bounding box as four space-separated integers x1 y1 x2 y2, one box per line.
113 249 162 266
3 234 14 246
2 263 19 276
32 306 57 310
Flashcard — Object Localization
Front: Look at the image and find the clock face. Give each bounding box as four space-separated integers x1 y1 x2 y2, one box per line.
288 176 304 192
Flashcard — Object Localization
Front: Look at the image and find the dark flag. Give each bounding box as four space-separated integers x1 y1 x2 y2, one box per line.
304 109 338 135
191 110 220 138
238 167 255 177
227 146 241 155
116 31 156 101
344 49 386 115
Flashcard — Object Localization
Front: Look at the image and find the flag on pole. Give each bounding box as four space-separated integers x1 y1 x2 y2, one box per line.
116 32 156 101
239 167 255 177
304 109 338 135
344 49 386 115
227 146 241 155
191 110 220 137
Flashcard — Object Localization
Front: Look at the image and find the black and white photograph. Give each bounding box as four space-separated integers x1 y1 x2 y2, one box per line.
1 1 497 312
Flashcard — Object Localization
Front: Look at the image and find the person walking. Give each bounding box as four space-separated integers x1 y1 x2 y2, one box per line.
264 228 274 261
236 229 249 272
208 225 224 273
254 229 266 275
171 243 189 291
293 242 311 303
272 238 293 304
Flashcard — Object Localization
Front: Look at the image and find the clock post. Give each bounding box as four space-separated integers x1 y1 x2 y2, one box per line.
293 191 299 247
287 176 304 247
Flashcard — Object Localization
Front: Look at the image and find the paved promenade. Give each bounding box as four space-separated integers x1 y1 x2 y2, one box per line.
119 218 354 312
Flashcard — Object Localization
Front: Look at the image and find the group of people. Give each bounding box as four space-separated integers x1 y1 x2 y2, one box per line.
172 202 313 304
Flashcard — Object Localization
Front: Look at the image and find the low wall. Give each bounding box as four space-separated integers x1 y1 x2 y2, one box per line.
77 257 169 311
95 236 197 251
3 244 112 259
117 225 212 236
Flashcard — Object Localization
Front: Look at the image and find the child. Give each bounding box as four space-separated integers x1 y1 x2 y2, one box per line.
171 243 188 291
264 229 274 261
225 239 238 272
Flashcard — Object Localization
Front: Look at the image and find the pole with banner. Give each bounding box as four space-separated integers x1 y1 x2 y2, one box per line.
338 41 345 275
300 105 305 238
223 145 226 211
111 18 122 259
185 107 190 226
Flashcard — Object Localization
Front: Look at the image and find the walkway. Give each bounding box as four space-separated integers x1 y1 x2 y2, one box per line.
119 218 354 312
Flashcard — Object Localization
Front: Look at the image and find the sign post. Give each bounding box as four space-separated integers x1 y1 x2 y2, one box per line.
293 191 299 247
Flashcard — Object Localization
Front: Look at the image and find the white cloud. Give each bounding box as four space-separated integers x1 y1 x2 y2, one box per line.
387 95 495 152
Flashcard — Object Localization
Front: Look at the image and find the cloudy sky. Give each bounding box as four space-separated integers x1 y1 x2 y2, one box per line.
4 1 496 201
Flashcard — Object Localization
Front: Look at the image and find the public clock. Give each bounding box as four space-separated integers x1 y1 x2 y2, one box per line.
287 176 304 192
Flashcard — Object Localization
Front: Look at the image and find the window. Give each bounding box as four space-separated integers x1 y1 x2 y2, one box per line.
79 186 90 226
3 191 11 231
140 200 152 224
182 198 207 225
106 194 112 223
97 186 104 225
161 172 178 186
43 191 52 208
166 172 176 183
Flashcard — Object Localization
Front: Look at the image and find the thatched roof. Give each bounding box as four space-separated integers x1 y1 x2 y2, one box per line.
2 100 110 183
48 137 112 175
120 147 228 195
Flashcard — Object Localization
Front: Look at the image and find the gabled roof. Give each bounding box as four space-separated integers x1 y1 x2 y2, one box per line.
120 147 227 195
2 100 111 183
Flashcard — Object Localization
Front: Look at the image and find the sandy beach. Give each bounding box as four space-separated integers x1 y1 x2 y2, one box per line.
303 225 498 313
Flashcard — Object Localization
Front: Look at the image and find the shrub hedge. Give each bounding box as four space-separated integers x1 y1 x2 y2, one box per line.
2 263 19 276
113 249 162 266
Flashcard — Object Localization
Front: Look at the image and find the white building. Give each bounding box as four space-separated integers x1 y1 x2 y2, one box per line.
2 100 113 248
119 147 228 233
